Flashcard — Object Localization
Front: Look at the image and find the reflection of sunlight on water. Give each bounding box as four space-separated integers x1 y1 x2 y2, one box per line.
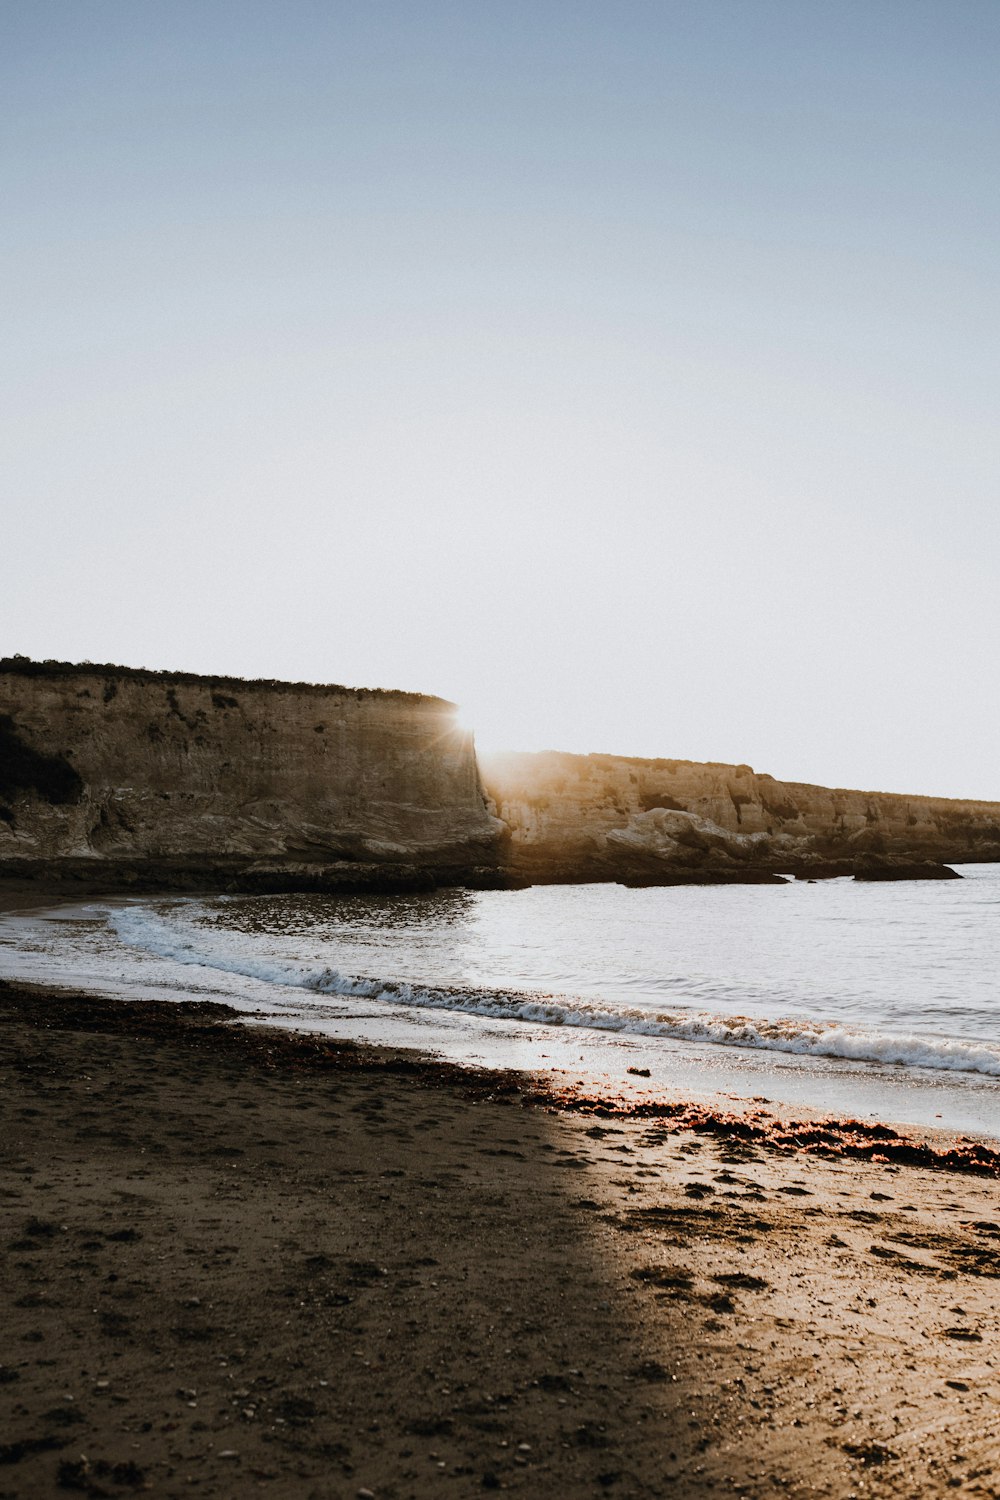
183 869 1000 1048
4 881 1000 1134
8 871 1000 1061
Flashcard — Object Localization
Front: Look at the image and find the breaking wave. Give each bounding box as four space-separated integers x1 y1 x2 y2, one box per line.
109 906 1000 1080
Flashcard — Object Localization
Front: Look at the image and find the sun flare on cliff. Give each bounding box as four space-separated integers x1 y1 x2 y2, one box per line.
450 694 551 757
451 705 478 741
451 704 506 754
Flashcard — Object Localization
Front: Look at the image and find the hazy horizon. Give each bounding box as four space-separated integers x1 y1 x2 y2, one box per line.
4 2 999 799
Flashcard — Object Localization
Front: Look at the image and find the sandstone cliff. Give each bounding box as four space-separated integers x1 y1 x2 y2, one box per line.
4 660 999 894
480 750 1000 884
0 660 501 890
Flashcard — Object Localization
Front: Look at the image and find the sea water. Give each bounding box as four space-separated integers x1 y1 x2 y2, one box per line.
3 866 1000 1137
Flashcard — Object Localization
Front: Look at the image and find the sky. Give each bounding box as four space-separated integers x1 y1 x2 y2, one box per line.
3 1 999 797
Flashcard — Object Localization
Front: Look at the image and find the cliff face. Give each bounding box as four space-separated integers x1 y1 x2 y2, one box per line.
4 660 999 893
0 662 500 887
480 750 1000 883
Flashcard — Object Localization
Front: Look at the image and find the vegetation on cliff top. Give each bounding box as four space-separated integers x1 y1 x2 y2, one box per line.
0 657 452 708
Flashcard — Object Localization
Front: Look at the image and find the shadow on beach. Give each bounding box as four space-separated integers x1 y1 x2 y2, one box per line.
2 983 1000 1498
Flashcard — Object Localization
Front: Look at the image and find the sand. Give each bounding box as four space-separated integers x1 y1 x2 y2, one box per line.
2 981 1000 1499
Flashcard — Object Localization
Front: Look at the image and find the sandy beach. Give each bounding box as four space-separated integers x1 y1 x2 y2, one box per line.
2 980 1000 1500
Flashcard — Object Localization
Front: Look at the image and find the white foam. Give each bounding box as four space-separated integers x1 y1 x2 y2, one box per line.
108 905 1000 1081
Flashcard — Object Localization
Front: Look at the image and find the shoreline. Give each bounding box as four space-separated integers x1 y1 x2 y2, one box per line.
4 884 1000 1143
3 978 1000 1178
3 978 1000 1496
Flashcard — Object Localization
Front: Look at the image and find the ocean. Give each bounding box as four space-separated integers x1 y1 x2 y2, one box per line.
3 865 1000 1137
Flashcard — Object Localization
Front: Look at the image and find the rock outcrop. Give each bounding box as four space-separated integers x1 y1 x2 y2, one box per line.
0 659 502 891
480 750 1000 884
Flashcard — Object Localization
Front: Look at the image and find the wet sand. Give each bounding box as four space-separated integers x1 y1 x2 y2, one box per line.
2 981 1000 1499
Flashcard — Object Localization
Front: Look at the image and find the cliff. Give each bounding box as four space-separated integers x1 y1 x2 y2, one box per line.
0 660 502 891
4 659 999 894
480 750 1000 884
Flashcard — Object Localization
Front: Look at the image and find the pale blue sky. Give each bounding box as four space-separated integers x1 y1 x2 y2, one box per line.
4 2 999 795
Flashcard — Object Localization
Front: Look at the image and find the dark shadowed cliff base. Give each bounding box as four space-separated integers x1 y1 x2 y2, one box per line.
3 981 1000 1499
0 858 519 900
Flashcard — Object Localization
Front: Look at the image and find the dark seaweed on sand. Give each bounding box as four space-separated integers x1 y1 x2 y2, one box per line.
1 978 998 1180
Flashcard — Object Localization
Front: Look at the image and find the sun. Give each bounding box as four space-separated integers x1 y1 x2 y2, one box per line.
448 700 523 755
451 705 476 737
450 704 502 752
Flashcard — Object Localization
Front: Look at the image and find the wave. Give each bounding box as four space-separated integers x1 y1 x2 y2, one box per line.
109 906 1000 1080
